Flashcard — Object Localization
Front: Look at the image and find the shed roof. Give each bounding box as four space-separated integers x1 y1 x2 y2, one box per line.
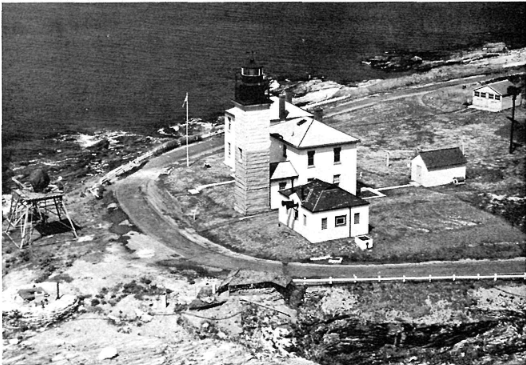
280 179 369 213
416 147 467 171
475 80 517 96
270 161 298 180
270 117 359 149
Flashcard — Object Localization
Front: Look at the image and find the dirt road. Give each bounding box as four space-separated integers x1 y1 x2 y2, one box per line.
115 136 525 278
324 74 492 119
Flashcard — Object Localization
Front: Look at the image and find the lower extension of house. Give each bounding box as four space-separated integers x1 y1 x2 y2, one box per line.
278 179 369 243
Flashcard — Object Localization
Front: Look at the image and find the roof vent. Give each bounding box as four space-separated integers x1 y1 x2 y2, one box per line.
297 119 308 126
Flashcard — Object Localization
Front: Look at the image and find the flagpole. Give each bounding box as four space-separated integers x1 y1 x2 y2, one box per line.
185 93 189 167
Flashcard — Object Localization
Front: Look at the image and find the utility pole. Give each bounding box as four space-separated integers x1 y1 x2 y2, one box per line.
507 86 519 154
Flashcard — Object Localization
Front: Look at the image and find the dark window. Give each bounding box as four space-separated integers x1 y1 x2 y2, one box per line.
321 218 327 230
333 174 340 185
307 150 315 167
278 182 287 190
354 213 360 224
334 147 341 163
335 215 346 227
495 95 501 100
294 210 299 220
238 148 243 162
307 178 314 183
480 92 486 98
228 142 231 157
474 91 480 97
283 145 287 158
489 94 494 99
303 214 307 225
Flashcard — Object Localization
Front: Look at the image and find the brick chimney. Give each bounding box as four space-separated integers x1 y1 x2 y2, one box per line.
279 93 287 120
313 108 323 122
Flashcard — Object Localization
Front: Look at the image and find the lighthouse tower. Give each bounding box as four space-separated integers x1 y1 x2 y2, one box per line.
232 57 273 215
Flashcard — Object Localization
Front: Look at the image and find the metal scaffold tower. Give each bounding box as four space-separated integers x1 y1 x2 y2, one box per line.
3 189 78 249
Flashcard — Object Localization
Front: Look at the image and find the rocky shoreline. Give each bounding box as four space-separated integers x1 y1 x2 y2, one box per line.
2 44 526 365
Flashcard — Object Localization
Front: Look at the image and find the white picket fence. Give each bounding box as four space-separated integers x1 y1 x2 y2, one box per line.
293 273 526 286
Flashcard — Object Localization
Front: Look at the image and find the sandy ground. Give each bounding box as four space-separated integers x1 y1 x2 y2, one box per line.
2 184 314 365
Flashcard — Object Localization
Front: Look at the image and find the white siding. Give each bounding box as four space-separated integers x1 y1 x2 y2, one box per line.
278 193 369 243
411 156 466 187
472 86 523 112
270 178 297 209
283 144 357 195
350 205 369 237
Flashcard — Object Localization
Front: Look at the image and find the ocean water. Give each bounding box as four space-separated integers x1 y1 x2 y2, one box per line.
3 2 526 152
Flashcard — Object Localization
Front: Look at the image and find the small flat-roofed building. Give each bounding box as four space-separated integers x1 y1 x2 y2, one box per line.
411 147 467 187
472 80 523 112
270 161 298 209
278 179 369 243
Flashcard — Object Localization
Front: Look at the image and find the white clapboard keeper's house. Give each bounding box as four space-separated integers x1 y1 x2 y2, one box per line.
224 57 370 241
411 147 467 187
472 80 523 112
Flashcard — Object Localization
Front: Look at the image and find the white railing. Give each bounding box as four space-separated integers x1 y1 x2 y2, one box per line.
293 273 526 285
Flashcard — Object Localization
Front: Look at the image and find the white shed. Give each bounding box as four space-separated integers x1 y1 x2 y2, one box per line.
411 147 467 187
472 80 523 112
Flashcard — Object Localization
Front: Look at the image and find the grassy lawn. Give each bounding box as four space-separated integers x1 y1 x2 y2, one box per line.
159 149 525 264
158 81 525 263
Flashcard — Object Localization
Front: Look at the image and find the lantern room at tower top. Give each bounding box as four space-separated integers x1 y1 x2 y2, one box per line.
234 57 272 106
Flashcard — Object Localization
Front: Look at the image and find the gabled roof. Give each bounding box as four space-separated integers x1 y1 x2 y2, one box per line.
475 80 517 96
416 147 467 171
279 179 369 213
270 161 298 181
270 117 359 149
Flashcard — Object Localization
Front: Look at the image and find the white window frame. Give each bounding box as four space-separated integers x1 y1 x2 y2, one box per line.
335 215 346 227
